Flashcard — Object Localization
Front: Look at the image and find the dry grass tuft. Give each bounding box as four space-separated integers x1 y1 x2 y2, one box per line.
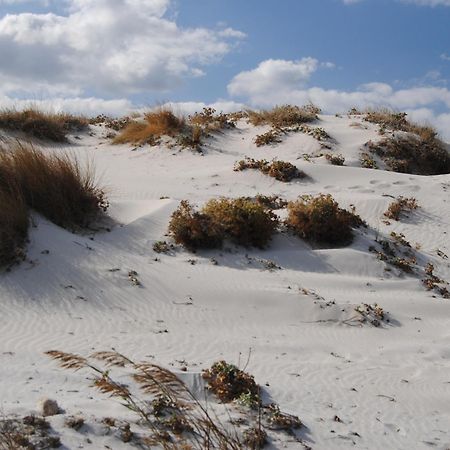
114 107 186 145
0 143 107 267
286 194 364 245
0 187 29 267
234 157 305 182
364 108 438 141
384 196 418 221
0 143 108 230
247 104 320 128
0 108 88 142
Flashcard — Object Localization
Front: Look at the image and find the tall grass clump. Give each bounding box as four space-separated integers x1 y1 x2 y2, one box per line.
286 194 363 246
0 108 88 142
0 144 108 231
247 104 320 128
114 107 186 145
0 187 29 267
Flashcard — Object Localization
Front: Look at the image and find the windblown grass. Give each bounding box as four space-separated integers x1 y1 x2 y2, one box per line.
0 143 108 266
0 108 88 142
247 104 320 128
114 107 186 145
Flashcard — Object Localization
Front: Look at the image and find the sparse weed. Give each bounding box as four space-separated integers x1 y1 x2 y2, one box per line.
384 197 418 221
234 157 305 182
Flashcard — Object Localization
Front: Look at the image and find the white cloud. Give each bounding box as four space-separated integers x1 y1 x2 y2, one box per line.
0 0 244 97
228 58 324 103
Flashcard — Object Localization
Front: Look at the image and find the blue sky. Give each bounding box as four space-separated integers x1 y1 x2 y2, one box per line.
0 0 449 137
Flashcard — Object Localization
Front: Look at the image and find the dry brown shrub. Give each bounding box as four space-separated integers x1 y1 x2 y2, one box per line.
325 153 345 166
384 196 418 221
365 134 450 175
254 129 281 147
202 361 260 404
247 104 320 128
234 157 305 182
0 108 87 142
168 200 224 251
189 107 235 131
202 197 279 248
286 194 363 245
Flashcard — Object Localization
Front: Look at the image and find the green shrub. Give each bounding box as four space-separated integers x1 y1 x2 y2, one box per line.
286 194 363 245
203 197 279 248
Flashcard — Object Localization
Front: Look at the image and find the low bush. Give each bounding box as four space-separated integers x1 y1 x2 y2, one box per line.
384 196 418 221
325 153 345 166
169 197 279 250
254 129 281 147
168 200 224 251
0 108 88 142
189 107 235 131
286 194 363 245
203 197 279 248
365 135 450 175
247 104 320 128
202 360 260 404
364 108 438 141
234 157 305 182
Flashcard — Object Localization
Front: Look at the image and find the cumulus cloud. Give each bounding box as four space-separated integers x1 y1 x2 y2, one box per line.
0 0 244 97
228 58 328 103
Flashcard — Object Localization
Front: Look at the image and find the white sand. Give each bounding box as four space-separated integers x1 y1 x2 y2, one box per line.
1 114 450 449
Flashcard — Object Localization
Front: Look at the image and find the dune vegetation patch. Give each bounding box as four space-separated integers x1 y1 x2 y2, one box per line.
364 108 437 140
286 194 364 246
114 107 186 145
0 187 29 268
168 197 279 251
0 108 88 142
247 104 320 128
0 143 108 267
234 157 305 182
384 196 418 221
364 134 450 175
46 350 303 450
189 107 236 132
